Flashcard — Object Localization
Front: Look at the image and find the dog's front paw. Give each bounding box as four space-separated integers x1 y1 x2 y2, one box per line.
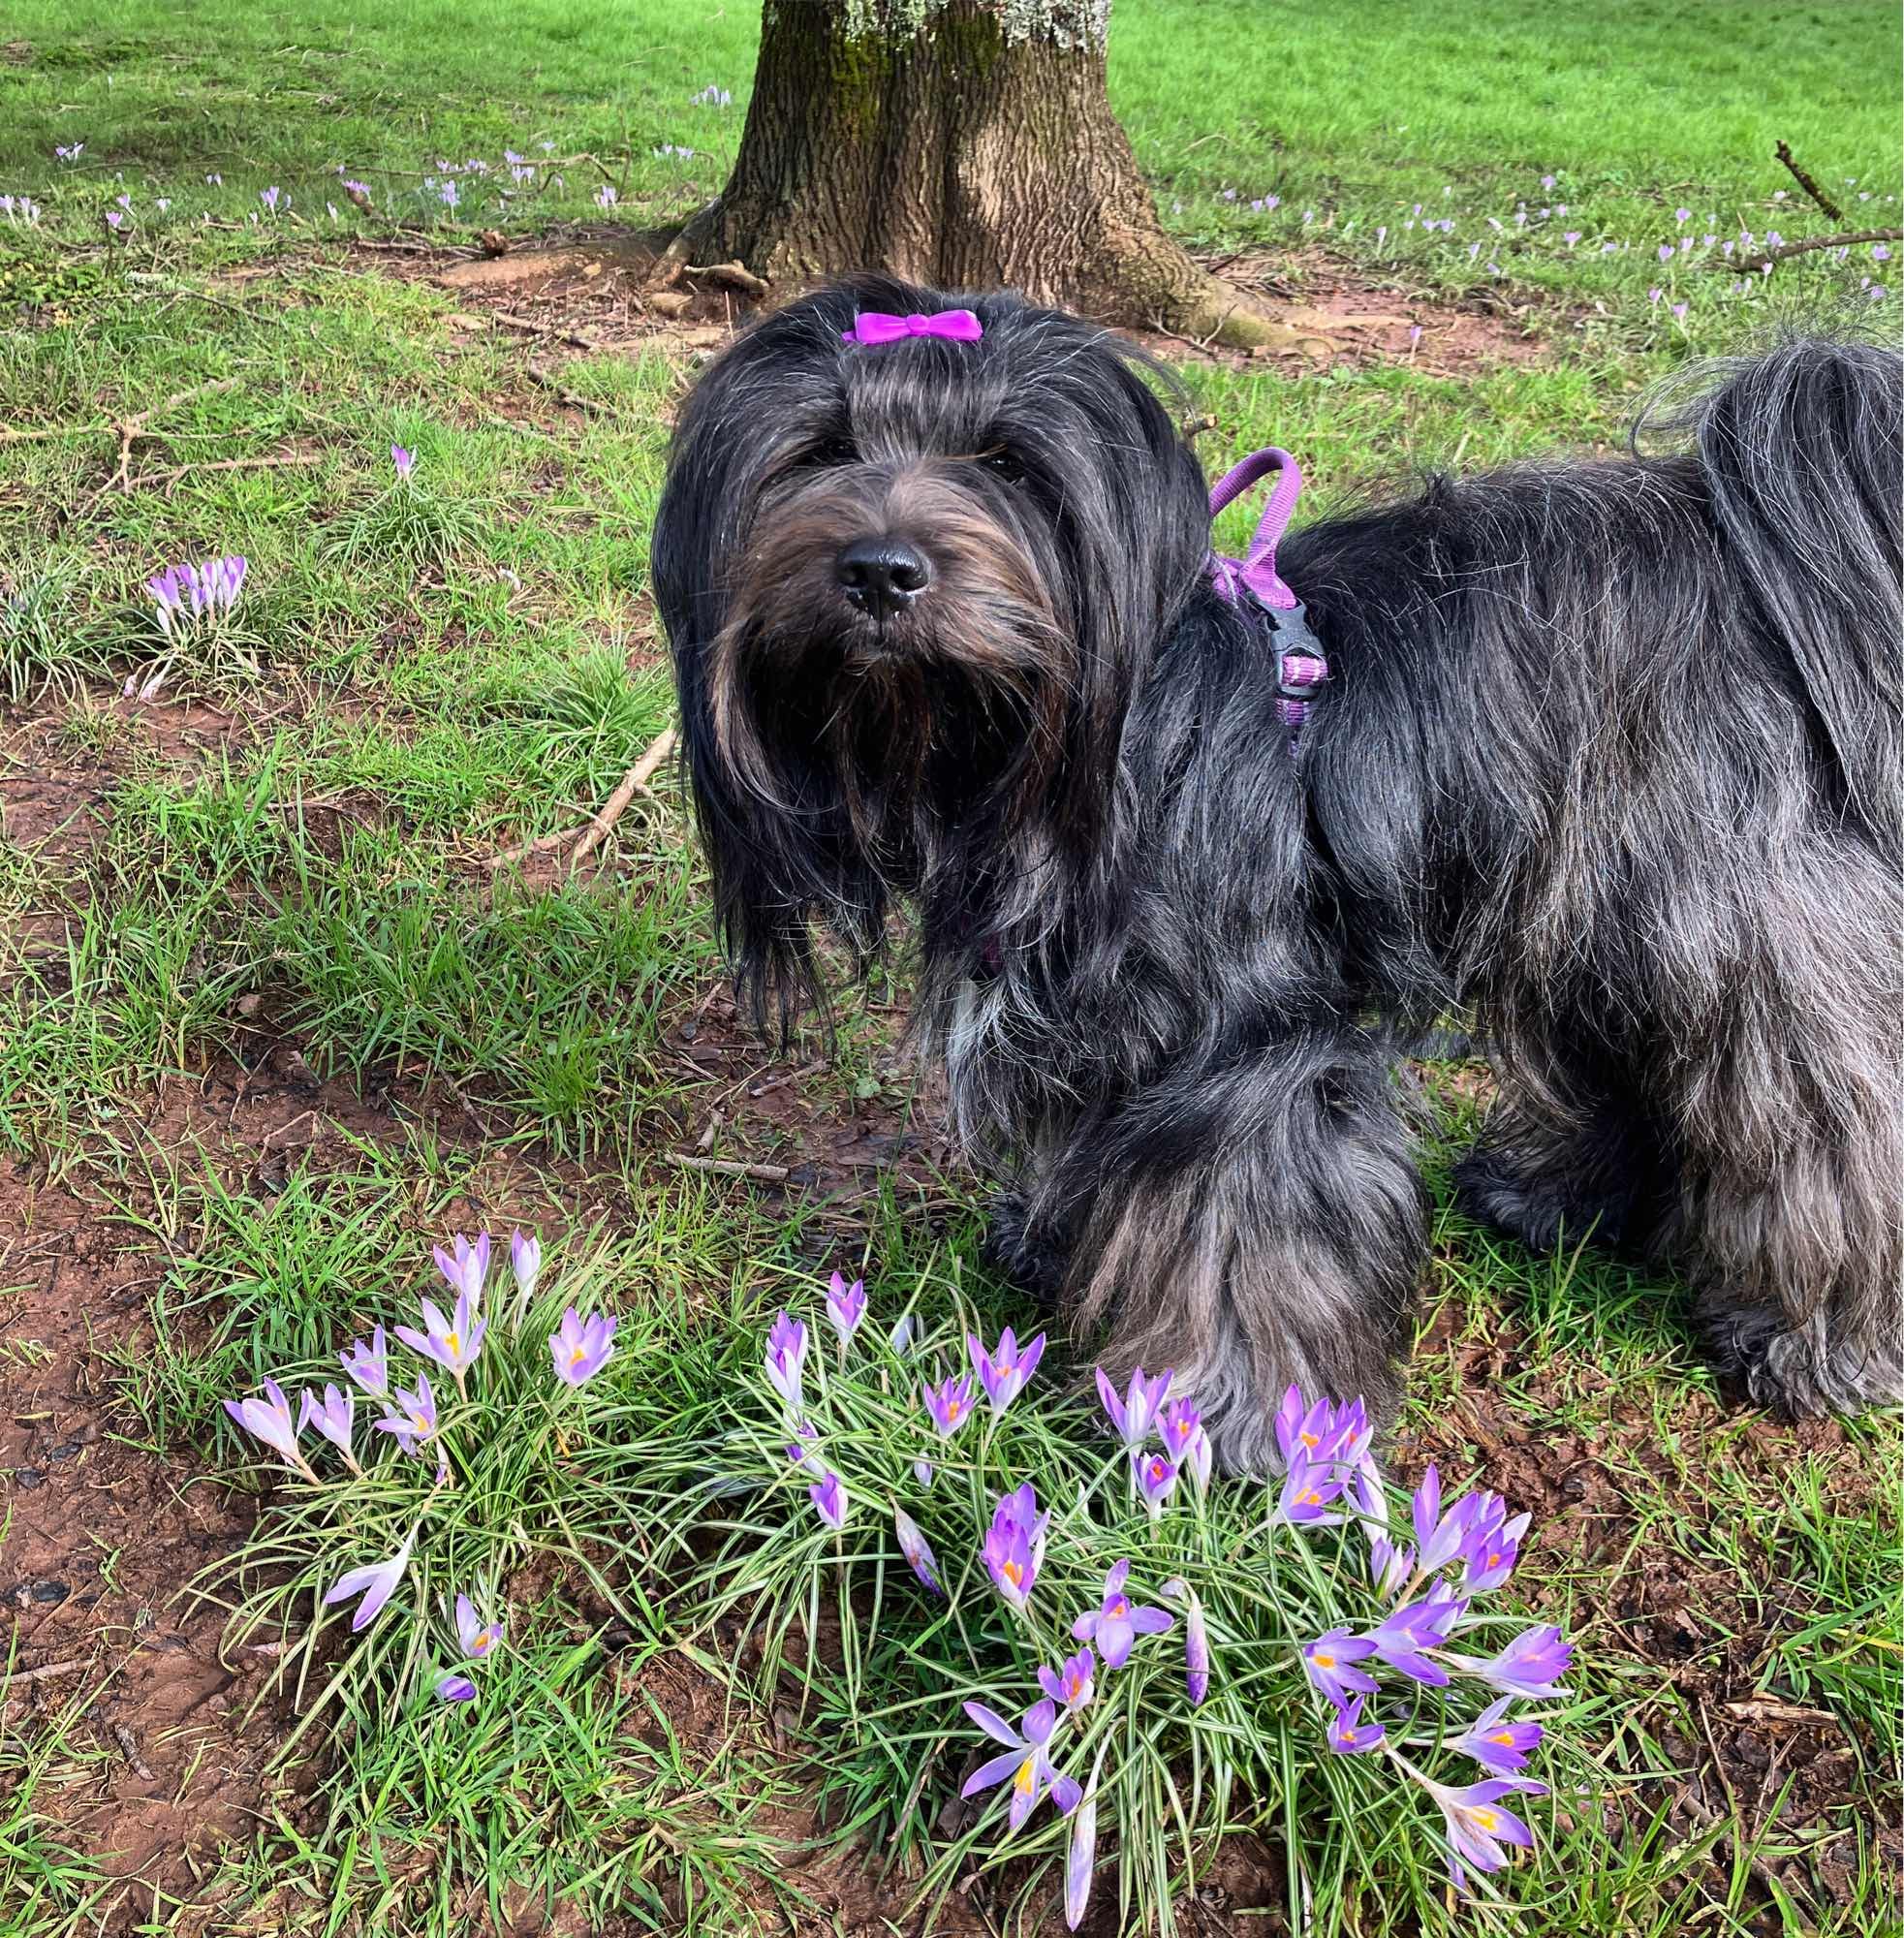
980 1191 1069 1306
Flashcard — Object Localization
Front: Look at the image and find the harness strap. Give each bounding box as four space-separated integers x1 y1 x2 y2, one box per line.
1204 446 1328 744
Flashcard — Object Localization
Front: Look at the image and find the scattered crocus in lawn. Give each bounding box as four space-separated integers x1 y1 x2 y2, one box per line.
1327 1693 1386 1754
223 1381 320 1482
105 209 124 231
960 1699 1082 1830
968 1326 1045 1414
1563 230 1581 245
323 1530 415 1632
1072 1559 1173 1670
1095 1364 1171 1445
147 556 245 637
893 1507 942 1595
435 1672 477 1703
1038 1645 1096 1713
1453 1696 1544 1774
1132 1447 1178 1518
1418 1772 1545 1893
809 1470 848 1531
56 143 84 161
432 1231 487 1302
396 1290 485 1383
340 1324 390 1398
825 1270 866 1348
297 1383 360 1472
376 1371 439 1455
455 1592 505 1658
1362 1596 1462 1685
1156 1398 1202 1461
1064 1782 1097 1929
983 1482 1047 1613
390 444 416 482
260 186 281 213
595 184 618 208
1302 1627 1379 1705
343 179 373 209
765 1310 807 1414
1452 1623 1573 1699
690 83 733 106
438 180 459 209
549 1307 615 1388
921 1371 976 1437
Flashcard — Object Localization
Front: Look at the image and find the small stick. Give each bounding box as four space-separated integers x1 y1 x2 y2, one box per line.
661 1153 791 1183
1774 141 1844 223
120 451 321 492
102 375 244 493
566 725 677 868
686 260 769 297
492 311 599 351
111 1720 154 1780
0 1657 89 1688
1722 226 1901 272
524 362 616 417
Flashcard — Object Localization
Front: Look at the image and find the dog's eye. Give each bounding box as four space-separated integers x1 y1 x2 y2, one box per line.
981 449 1028 487
795 434 857 471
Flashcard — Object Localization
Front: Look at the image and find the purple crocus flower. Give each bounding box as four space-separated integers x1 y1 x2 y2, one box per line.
1095 1364 1171 1445
1273 1388 1371 1469
375 1371 439 1455
1327 1693 1386 1754
105 209 124 231
340 1325 390 1398
595 184 618 208
1452 1623 1573 1699
1181 1591 1209 1705
1420 1774 1545 1893
1368 1531 1415 1600
1156 1398 1202 1461
1038 1645 1097 1714
396 1290 485 1383
893 1507 942 1594
824 1269 866 1347
549 1307 616 1387
432 1232 488 1303
323 1530 415 1632
297 1383 360 1472
764 1310 807 1414
784 1419 823 1473
436 1672 478 1703
809 1470 848 1531
982 1481 1047 1613
260 186 281 213
1453 1696 1544 1773
921 1372 977 1437
1563 231 1581 246
55 143 84 161
1064 1783 1097 1929
223 1380 320 1482
1459 1505 1531 1594
390 444 416 482
968 1326 1046 1414
1071 1559 1173 1671
1131 1447 1178 1518
455 1593 505 1659
1361 1595 1462 1685
960 1699 1082 1830
1301 1627 1379 1704
1278 1452 1346 1526
1181 1424 1212 1492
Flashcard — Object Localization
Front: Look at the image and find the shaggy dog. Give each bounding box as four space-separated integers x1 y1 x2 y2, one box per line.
652 274 1902 1470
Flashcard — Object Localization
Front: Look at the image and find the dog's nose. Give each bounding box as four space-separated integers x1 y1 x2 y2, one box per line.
836 537 931 618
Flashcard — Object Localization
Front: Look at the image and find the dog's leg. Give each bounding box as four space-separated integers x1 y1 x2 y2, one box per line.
1453 1071 1677 1259
1047 1027 1425 1473
981 1180 1071 1305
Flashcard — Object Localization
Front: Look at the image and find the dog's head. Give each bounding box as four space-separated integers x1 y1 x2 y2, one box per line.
652 275 1209 1028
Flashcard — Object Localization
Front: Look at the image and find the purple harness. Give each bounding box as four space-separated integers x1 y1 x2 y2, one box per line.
1205 447 1328 743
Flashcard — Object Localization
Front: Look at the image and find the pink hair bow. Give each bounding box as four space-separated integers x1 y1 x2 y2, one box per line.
841 309 983 347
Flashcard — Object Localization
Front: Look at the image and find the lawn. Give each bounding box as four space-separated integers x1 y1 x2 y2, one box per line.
0 3 1899 1935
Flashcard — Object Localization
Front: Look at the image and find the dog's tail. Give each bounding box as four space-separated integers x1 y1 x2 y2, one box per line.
1668 336 1903 860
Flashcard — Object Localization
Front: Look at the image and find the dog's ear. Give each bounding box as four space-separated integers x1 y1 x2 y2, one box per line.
651 303 896 1042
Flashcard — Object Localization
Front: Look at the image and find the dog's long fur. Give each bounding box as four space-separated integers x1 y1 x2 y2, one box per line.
653 273 1903 1469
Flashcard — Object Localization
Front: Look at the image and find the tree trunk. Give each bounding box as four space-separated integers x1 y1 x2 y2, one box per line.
673 0 1319 352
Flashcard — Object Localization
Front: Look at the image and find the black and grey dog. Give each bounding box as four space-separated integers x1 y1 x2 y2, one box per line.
652 273 1902 1470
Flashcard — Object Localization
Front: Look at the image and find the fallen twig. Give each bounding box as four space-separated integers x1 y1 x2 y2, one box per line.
525 361 616 417
0 1656 89 1688
486 724 677 869
1720 226 1901 271
100 375 244 494
492 311 599 351
1774 141 1844 223
686 260 769 297
661 1153 792 1184
121 451 322 492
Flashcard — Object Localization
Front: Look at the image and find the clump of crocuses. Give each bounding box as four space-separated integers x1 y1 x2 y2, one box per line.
739 1275 1577 1929
219 1228 615 1705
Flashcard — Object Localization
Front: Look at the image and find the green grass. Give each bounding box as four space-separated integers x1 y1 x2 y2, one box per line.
0 3 1898 1934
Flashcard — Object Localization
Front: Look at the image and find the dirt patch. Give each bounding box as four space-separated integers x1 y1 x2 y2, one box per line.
0 1166 292 1916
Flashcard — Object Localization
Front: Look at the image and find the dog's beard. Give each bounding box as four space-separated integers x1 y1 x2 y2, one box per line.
706 462 1076 889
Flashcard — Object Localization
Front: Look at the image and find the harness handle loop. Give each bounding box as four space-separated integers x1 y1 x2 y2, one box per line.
1206 446 1303 611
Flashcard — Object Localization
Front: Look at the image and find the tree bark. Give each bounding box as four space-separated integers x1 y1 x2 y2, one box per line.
671 0 1322 352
